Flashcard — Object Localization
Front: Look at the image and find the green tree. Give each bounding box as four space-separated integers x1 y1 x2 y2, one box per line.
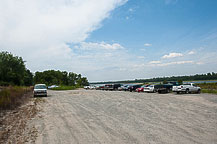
0 51 32 86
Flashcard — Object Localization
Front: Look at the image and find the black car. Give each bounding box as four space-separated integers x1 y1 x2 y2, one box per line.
128 85 141 92
155 84 173 93
105 84 121 91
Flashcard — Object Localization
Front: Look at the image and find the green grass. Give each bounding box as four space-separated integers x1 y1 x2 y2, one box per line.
50 86 77 90
202 89 217 94
197 83 217 94
197 83 217 89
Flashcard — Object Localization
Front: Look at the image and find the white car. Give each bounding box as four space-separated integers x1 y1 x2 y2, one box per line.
84 86 90 90
89 85 96 90
172 83 201 94
143 85 156 93
33 84 47 97
48 85 59 89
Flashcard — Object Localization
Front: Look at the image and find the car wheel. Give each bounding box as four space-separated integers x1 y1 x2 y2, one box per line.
197 89 201 94
186 89 189 94
177 92 180 94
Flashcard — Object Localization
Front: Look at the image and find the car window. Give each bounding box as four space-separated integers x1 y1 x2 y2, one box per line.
35 85 46 89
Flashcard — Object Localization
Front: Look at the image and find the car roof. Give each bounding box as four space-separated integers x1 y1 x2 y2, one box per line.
35 84 46 86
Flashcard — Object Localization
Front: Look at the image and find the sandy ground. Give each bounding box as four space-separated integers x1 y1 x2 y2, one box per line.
28 90 217 144
0 97 43 144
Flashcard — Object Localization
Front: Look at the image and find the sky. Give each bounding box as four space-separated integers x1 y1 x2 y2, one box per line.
0 0 217 82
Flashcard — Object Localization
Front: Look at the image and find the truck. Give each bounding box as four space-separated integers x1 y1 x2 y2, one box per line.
172 83 201 94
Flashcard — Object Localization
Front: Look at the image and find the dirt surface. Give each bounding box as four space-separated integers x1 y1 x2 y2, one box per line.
28 90 217 144
0 97 44 144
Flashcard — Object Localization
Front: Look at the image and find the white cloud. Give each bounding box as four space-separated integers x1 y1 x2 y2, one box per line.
144 43 152 47
0 0 128 81
188 51 195 55
162 52 183 59
75 42 124 51
151 61 194 67
149 61 161 64
137 56 145 59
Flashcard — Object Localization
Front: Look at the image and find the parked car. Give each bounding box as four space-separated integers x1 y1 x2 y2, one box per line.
172 83 201 94
118 84 126 91
96 85 105 90
128 85 141 92
33 84 47 97
123 85 132 91
143 85 157 93
89 85 96 90
95 85 104 90
104 84 121 91
48 85 59 89
136 85 148 92
156 84 174 93
84 86 90 90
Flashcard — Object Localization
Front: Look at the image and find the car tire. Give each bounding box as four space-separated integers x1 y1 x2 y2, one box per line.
177 92 180 94
197 89 201 94
186 89 189 94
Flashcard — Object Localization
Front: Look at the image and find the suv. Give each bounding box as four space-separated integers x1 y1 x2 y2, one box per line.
33 84 47 97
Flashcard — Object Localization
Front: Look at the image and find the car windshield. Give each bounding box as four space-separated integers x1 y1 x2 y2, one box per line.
35 85 46 89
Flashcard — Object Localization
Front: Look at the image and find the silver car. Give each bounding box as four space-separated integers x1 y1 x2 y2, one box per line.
33 84 47 97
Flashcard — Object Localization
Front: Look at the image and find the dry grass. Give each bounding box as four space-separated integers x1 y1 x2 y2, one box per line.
0 88 44 144
0 86 33 110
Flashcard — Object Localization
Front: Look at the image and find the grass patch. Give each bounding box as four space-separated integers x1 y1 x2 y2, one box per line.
0 86 33 110
197 83 217 89
197 83 217 94
50 86 77 90
202 89 217 94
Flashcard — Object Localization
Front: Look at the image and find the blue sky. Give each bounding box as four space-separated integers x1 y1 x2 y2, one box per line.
84 0 217 81
1 0 217 82
88 0 217 54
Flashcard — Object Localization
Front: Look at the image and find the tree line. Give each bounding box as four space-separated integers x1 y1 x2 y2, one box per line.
0 51 89 86
34 70 89 87
92 73 217 85
0 51 33 86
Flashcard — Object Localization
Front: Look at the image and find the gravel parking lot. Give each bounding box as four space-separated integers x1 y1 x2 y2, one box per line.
29 90 217 144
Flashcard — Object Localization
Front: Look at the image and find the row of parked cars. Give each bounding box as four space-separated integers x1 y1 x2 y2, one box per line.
84 82 201 94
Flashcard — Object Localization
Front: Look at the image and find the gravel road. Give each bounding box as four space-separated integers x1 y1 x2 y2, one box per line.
29 90 217 144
